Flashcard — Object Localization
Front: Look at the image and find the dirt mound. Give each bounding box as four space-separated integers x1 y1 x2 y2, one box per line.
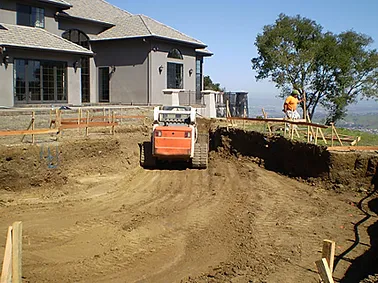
211 128 378 192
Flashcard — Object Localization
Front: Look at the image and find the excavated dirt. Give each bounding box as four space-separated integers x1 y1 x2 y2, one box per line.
0 125 377 282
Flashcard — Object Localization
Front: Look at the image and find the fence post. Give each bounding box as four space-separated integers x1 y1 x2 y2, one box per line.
12 221 22 283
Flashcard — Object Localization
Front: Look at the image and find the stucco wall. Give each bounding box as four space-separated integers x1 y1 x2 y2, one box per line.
0 61 14 107
91 39 149 104
149 40 196 105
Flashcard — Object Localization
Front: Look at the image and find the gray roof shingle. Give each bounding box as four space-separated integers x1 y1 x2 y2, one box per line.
62 0 132 25
90 14 206 47
61 0 206 47
0 24 93 55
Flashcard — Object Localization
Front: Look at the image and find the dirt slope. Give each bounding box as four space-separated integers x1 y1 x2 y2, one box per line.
0 129 373 282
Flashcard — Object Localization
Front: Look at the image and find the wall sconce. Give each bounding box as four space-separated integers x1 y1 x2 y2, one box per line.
3 55 9 68
158 65 164 74
73 60 79 72
189 68 193 76
0 46 5 54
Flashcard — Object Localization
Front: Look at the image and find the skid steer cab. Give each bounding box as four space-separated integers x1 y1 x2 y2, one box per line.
140 106 208 169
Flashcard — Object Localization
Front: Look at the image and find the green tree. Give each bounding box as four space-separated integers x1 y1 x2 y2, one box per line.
251 13 378 123
204 75 224 91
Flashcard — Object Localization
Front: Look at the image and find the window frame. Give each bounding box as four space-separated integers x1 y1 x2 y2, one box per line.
167 62 183 89
14 58 67 104
16 4 45 28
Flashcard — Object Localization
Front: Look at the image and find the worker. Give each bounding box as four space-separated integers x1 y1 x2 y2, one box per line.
283 89 303 120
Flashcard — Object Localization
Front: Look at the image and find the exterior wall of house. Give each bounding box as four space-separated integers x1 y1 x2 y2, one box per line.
0 0 59 31
0 48 82 107
90 39 149 104
149 40 196 105
0 61 14 107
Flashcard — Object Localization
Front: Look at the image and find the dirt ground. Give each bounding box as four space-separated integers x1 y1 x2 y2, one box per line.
0 119 378 282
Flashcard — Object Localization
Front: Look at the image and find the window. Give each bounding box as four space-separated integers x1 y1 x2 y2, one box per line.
196 58 203 103
62 30 91 102
17 5 45 28
167 48 183 60
14 59 67 103
99 67 110 102
167 62 183 89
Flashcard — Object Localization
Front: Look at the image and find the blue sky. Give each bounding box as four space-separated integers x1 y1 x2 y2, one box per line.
109 0 378 110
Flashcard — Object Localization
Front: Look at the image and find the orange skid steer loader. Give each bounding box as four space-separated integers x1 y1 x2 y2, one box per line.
140 106 208 169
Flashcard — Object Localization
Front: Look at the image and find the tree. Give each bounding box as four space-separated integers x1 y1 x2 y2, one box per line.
204 75 224 91
251 13 378 123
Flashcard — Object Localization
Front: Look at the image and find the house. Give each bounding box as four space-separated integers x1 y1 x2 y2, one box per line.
0 0 212 107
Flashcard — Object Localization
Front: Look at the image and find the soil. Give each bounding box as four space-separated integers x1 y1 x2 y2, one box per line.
0 120 377 282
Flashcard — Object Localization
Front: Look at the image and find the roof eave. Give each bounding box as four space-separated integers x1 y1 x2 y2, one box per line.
196 50 213 57
1 44 94 57
57 13 115 28
37 0 72 10
91 34 207 48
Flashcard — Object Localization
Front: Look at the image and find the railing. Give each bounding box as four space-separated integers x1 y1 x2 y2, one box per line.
178 90 204 106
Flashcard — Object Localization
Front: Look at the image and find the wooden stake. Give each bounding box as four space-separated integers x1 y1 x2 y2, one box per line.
78 108 82 134
112 111 116 135
12 221 22 283
86 111 90 137
103 107 106 122
332 124 343 146
331 124 334 147
31 111 35 144
1 226 13 283
262 108 272 134
315 127 319 145
315 258 334 283
322 240 335 272
319 128 327 144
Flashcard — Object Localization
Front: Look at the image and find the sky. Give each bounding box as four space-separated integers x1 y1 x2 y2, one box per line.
109 0 378 111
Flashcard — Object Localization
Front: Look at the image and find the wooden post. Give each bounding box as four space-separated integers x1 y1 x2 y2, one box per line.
103 107 106 122
332 124 343 146
322 240 335 272
78 108 82 134
262 108 272 134
86 111 89 137
1 226 13 283
49 109 52 129
319 128 327 145
12 221 22 283
331 123 334 147
112 111 116 135
315 258 334 283
31 111 35 144
315 127 319 145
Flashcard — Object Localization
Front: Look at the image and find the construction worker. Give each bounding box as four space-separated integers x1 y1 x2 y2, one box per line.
283 89 303 120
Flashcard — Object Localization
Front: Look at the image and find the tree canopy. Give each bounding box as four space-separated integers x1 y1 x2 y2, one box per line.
251 13 378 123
204 75 224 92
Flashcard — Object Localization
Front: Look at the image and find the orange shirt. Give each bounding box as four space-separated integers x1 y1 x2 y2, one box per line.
285 95 299 111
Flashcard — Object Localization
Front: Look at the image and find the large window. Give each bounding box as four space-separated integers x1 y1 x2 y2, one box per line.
167 62 183 89
99 67 110 102
17 4 45 28
196 58 203 103
14 59 67 103
62 30 91 103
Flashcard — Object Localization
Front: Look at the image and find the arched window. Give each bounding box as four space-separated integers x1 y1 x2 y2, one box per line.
62 29 91 102
62 29 90 49
167 48 183 59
